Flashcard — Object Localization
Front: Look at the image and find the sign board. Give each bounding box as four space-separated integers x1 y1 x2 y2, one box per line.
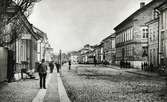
22 34 31 39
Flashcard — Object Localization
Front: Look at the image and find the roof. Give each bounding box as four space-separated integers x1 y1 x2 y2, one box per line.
33 26 47 40
114 0 165 31
102 33 115 42
156 1 167 11
19 11 39 40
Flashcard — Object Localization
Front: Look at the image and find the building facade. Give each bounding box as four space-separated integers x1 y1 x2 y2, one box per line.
94 44 103 64
101 33 116 64
157 2 167 66
78 44 94 64
33 27 48 63
114 0 165 68
14 11 39 72
146 18 159 67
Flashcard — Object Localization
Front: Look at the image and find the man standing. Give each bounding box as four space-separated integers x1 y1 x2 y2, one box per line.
55 62 60 73
38 59 47 89
49 61 54 73
69 60 71 70
94 56 97 67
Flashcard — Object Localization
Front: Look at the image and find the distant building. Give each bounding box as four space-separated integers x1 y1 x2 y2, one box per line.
94 44 103 64
101 33 116 64
114 0 165 68
44 43 54 62
78 44 94 64
69 51 80 64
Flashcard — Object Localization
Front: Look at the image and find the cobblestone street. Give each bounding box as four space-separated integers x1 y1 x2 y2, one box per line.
62 64 167 102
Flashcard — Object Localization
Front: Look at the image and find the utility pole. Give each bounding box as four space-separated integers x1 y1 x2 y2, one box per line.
59 49 62 75
59 49 62 67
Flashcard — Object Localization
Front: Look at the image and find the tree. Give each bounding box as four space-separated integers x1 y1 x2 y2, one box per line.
11 0 42 17
0 0 42 47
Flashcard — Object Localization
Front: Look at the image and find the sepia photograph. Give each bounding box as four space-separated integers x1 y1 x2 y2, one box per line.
0 0 167 102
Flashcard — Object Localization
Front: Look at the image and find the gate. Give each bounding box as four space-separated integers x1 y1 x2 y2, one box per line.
0 47 8 82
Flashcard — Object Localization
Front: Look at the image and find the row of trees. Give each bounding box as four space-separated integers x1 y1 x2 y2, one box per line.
0 0 41 47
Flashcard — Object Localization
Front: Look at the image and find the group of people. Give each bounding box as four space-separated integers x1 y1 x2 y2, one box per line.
141 62 154 71
37 59 61 89
37 59 72 89
120 60 131 68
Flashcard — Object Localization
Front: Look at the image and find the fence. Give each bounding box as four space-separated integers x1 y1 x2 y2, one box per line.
0 47 8 82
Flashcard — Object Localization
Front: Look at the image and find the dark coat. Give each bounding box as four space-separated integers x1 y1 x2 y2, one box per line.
38 63 47 74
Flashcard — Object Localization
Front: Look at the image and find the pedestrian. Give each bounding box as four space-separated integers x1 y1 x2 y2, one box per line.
49 61 54 73
129 62 131 68
38 59 47 89
141 63 144 70
120 60 123 68
94 57 97 67
55 62 60 73
122 61 125 68
69 60 71 70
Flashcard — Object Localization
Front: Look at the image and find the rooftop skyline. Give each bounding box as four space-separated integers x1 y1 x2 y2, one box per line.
29 0 152 53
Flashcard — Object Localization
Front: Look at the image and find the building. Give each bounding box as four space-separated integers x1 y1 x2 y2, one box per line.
68 51 80 64
146 11 159 67
33 26 48 63
14 11 39 73
101 33 116 64
78 44 94 64
114 0 165 68
94 44 103 64
157 1 167 66
44 43 54 62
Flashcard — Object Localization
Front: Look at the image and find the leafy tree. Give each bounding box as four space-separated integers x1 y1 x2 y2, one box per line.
0 0 41 47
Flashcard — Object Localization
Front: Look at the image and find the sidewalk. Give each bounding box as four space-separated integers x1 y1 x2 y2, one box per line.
0 69 71 102
32 69 71 102
0 76 39 102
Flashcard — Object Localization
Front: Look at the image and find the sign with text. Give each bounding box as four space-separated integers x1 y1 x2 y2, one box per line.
22 34 31 39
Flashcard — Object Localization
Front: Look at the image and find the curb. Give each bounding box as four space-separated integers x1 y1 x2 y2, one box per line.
57 73 71 102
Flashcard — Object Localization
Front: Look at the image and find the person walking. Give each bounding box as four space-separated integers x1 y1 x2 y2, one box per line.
55 62 60 73
69 60 71 70
94 57 97 67
38 59 47 89
49 61 54 73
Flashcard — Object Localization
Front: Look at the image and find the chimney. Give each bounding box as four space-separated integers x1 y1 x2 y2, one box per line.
140 2 145 8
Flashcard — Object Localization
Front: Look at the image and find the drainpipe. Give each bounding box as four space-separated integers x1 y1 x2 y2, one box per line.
155 9 161 68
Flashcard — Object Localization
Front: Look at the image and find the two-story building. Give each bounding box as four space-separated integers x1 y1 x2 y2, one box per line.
94 44 103 64
157 1 167 66
114 0 165 68
101 33 116 64
146 9 159 67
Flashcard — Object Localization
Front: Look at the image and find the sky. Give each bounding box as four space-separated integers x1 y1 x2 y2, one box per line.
29 0 152 53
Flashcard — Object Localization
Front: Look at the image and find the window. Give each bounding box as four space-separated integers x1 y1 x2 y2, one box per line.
142 46 148 57
152 10 159 19
142 27 148 38
162 10 167 30
149 29 152 41
150 49 152 63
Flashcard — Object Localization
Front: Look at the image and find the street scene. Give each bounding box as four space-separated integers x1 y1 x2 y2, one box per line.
1 0 167 102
